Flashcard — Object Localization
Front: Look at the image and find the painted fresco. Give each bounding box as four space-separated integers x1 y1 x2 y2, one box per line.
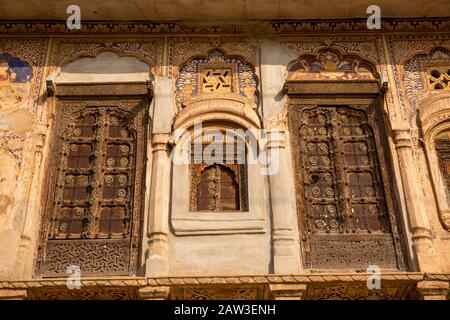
0 53 33 217
287 50 376 80
0 53 33 113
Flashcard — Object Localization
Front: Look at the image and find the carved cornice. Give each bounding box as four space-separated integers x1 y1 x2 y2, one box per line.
0 272 428 289
3 273 443 300
1 19 450 35
284 80 382 98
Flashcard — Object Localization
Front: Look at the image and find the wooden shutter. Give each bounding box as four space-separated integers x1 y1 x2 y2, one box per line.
289 105 404 269
36 100 147 277
194 164 241 211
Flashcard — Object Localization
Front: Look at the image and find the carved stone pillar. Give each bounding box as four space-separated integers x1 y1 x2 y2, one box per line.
393 129 439 271
145 133 171 276
138 286 171 300
0 289 27 300
266 129 300 274
416 281 449 300
269 284 307 300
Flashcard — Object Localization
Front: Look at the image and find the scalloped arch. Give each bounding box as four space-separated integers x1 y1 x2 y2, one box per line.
287 47 379 81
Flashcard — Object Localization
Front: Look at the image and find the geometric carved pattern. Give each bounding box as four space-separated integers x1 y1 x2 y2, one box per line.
309 235 398 269
201 68 232 93
305 283 416 300
41 240 130 276
29 287 139 300
36 100 148 277
427 66 450 90
175 49 258 109
289 104 403 269
175 287 264 300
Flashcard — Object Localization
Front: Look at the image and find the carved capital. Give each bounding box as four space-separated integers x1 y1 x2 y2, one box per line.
266 129 286 149
416 281 449 300
152 133 171 151
393 129 413 149
268 283 307 300
138 286 171 300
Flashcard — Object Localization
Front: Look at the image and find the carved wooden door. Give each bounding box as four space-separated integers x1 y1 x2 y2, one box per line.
289 104 405 269
36 100 148 277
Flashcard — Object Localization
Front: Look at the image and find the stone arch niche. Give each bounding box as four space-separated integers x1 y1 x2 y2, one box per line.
170 93 268 235
284 47 407 270
418 93 450 231
175 49 259 111
36 51 153 277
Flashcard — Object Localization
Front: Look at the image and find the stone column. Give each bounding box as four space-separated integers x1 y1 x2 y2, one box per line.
393 129 439 272
145 133 171 276
266 129 300 274
144 76 176 277
268 283 307 300
416 281 449 300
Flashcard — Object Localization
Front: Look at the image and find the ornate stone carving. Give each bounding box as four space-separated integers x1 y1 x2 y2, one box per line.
29 287 139 300
50 38 163 76
174 49 259 109
305 283 416 300
287 48 377 80
283 37 381 69
2 19 450 35
174 286 265 300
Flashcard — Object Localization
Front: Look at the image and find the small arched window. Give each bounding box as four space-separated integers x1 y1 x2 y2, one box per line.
195 164 241 211
435 130 450 196
189 129 248 212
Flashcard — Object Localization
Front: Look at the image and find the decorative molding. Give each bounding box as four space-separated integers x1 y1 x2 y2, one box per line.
416 280 450 300
168 37 258 79
0 272 438 300
174 49 259 109
49 38 163 77
272 19 450 34
173 93 261 131
1 19 450 35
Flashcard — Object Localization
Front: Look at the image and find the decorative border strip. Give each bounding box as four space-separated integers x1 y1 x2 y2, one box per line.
0 18 450 35
0 272 429 289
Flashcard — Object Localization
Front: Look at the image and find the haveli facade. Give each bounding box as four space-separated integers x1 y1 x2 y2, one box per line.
0 17 450 300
